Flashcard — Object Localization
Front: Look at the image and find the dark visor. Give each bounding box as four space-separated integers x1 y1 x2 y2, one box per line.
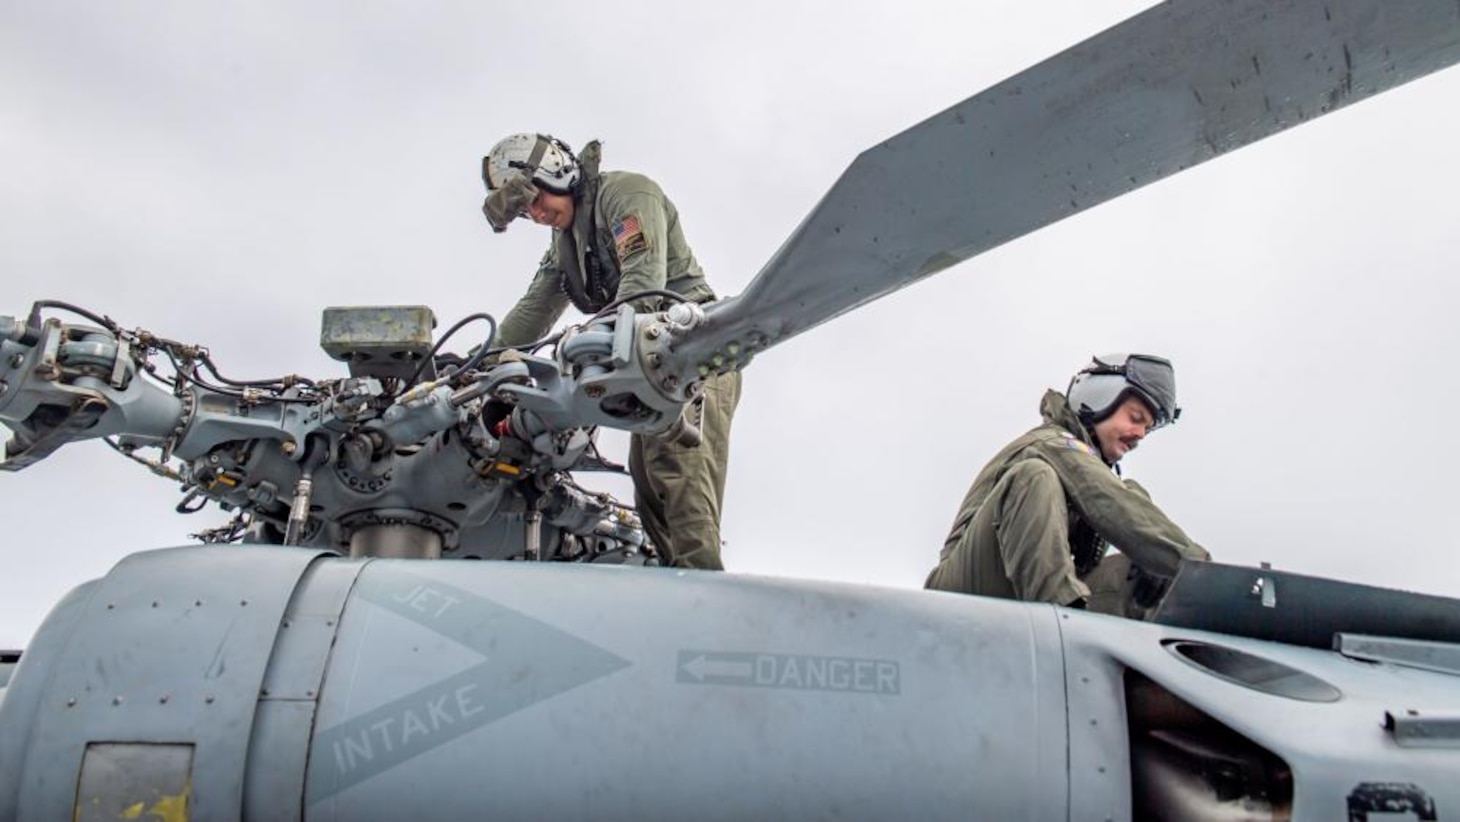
1123 354 1179 426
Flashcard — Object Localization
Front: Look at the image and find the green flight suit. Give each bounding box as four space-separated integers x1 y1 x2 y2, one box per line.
925 390 1208 614
493 142 740 570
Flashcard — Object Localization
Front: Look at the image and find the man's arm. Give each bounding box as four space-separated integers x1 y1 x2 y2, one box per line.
1032 436 1209 577
600 181 671 311
493 247 571 349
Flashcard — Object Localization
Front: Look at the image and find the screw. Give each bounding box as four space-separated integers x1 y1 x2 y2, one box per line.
585 385 605 399
280 441 297 456
7 353 22 368
646 352 662 370
645 325 662 340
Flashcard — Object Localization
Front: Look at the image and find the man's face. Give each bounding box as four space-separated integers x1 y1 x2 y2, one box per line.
526 189 574 231
1092 395 1155 463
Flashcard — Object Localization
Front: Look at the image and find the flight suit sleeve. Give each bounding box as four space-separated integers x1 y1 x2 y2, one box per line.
1031 436 1209 577
600 187 671 310
493 246 571 349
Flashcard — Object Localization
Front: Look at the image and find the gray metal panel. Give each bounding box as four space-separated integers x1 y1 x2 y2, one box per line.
244 700 320 820
1336 633 1460 677
1385 709 1460 749
0 579 98 822
245 558 364 821
10 545 328 822
304 564 1070 821
675 0 1460 374
1059 608 1137 822
1060 608 1460 821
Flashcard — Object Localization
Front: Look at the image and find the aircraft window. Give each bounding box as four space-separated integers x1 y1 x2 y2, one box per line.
1164 640 1342 703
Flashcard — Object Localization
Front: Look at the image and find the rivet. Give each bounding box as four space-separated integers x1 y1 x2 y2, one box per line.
66 698 77 707
240 599 249 607
205 695 216 704
151 601 160 608
112 696 124 706
159 695 170 704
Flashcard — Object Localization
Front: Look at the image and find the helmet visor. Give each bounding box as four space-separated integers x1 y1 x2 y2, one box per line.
481 174 539 233
1124 354 1179 428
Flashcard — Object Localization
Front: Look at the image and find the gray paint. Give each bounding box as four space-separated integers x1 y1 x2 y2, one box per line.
0 546 327 821
4 548 1460 820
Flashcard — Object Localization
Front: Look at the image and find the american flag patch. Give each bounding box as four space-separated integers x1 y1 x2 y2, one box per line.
612 214 647 257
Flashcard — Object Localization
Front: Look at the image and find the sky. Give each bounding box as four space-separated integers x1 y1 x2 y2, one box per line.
2 1 1458 648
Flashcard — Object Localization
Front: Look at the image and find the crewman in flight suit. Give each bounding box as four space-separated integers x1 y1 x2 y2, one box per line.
925 353 1209 615
481 133 741 570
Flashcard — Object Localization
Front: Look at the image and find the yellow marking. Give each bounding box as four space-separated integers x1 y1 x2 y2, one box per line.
115 784 189 822
491 462 520 476
146 784 189 822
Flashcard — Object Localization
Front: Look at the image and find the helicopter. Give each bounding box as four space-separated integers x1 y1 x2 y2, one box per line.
3 0 1460 820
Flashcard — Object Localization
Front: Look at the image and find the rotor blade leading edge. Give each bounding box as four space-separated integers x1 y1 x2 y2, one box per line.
673 0 1460 376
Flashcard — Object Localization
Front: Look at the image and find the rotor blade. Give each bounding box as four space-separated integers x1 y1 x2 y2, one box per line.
671 0 1460 376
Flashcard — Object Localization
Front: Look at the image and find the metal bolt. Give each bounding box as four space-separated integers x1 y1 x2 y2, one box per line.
585 385 605 399
646 352 662 370
645 325 662 340
7 353 22 368
0 380 7 397
661 375 679 391
280 440 297 456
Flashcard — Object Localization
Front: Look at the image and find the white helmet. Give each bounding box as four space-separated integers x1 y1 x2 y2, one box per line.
483 133 581 194
1066 353 1181 429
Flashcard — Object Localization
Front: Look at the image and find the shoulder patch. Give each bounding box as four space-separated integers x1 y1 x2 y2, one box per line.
1064 437 1098 458
612 214 648 259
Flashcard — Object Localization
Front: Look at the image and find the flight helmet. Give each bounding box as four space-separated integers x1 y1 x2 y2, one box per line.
1066 353 1180 430
481 133 581 233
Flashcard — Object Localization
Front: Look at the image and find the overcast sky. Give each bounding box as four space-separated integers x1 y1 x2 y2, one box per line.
2 1 1458 648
